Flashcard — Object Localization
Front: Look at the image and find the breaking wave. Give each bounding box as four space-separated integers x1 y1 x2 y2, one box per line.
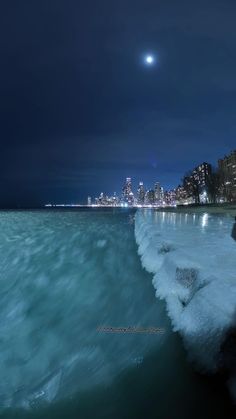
135 210 236 400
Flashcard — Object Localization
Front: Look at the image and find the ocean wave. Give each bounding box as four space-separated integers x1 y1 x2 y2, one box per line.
135 210 236 400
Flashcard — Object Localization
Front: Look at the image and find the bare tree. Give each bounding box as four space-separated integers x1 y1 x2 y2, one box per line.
205 169 220 203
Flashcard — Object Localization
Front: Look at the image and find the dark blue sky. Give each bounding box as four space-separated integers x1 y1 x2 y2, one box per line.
1 0 236 205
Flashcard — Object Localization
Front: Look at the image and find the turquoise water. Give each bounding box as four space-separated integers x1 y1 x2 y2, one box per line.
0 209 234 418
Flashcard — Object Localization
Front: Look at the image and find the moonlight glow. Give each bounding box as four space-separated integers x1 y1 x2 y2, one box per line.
145 55 155 65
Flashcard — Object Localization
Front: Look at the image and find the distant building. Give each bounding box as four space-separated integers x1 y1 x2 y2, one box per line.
137 181 145 204
87 196 92 206
183 162 212 204
95 192 108 206
160 187 164 202
98 192 105 205
145 189 155 205
154 182 161 204
94 192 119 206
112 192 119 206
122 177 134 205
218 150 236 202
175 185 188 205
164 189 176 206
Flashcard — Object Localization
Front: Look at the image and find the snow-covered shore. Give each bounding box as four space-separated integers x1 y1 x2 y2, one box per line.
135 209 236 401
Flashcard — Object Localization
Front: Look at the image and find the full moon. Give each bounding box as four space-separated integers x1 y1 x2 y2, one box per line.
145 55 154 65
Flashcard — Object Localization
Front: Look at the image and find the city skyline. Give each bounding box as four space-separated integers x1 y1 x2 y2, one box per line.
1 1 236 206
43 148 236 207
83 149 236 207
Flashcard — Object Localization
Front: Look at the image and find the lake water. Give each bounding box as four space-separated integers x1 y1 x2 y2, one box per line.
0 209 235 418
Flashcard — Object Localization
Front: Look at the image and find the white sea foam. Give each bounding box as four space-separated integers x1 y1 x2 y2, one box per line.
135 210 236 397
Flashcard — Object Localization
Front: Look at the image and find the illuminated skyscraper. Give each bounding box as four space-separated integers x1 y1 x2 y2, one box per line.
137 181 145 204
122 177 131 201
145 189 155 205
154 182 161 203
160 187 164 202
218 150 236 201
183 162 212 204
122 177 134 205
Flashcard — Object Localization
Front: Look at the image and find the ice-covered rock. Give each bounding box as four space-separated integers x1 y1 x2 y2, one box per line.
135 210 236 398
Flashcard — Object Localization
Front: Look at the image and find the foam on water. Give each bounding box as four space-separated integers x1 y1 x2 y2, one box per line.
1 209 235 418
135 210 236 399
0 210 169 410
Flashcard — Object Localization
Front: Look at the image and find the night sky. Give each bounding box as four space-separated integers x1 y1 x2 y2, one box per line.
1 0 236 206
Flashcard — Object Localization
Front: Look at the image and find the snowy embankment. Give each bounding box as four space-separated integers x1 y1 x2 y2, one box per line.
135 210 236 400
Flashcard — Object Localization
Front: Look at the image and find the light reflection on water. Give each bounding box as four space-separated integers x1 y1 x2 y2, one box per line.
201 213 209 228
